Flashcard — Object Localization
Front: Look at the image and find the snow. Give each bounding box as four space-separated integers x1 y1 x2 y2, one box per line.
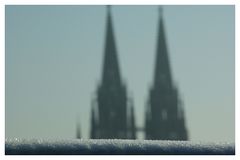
5 138 234 155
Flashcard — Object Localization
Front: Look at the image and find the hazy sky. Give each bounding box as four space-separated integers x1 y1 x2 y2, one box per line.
5 5 235 142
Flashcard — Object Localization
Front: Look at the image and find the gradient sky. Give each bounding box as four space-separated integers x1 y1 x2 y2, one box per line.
5 5 235 142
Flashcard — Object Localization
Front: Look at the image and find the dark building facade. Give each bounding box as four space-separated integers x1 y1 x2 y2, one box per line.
145 9 188 140
85 6 188 140
90 7 136 139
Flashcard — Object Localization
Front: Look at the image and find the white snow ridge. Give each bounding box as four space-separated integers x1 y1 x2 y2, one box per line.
5 138 234 155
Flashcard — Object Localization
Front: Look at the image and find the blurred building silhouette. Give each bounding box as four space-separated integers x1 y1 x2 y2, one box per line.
89 7 136 139
145 8 188 140
83 6 188 140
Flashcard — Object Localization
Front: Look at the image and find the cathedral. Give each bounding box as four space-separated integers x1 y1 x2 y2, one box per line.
77 6 188 140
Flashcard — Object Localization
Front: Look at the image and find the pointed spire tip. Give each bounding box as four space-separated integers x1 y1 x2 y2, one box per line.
159 6 163 16
107 5 111 13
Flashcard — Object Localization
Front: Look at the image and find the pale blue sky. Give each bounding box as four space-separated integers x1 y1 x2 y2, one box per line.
5 5 235 142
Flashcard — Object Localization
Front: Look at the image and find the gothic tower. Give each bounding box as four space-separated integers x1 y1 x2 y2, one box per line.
145 8 188 140
90 6 136 139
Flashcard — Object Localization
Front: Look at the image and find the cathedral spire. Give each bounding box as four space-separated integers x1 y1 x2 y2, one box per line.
76 122 81 139
145 7 188 140
90 6 135 139
102 5 121 87
154 7 172 87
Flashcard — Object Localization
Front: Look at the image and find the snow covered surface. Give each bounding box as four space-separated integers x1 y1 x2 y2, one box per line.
5 138 235 155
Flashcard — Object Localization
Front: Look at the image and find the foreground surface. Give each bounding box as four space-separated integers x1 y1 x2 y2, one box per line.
5 138 234 155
